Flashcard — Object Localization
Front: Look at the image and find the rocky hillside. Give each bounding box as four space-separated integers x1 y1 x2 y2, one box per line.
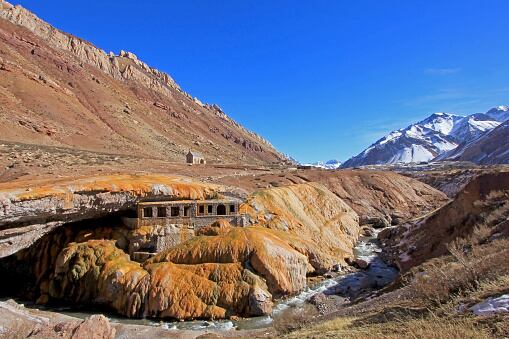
0 0 288 165
298 169 449 227
381 171 509 271
342 106 508 167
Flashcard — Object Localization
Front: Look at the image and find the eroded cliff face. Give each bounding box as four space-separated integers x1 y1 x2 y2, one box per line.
381 172 509 272
241 183 360 267
0 174 222 257
301 170 449 227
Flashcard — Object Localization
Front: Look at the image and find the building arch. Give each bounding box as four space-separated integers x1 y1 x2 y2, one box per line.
217 204 226 215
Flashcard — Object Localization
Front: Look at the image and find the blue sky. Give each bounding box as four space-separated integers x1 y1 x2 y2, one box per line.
14 1 509 163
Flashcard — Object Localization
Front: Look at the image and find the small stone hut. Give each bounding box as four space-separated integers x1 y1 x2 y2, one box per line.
186 151 206 164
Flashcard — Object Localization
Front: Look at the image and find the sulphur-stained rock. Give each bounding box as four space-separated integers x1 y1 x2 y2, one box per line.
144 261 271 319
47 239 272 320
147 227 308 296
0 174 221 258
241 183 360 266
50 240 150 318
196 219 232 236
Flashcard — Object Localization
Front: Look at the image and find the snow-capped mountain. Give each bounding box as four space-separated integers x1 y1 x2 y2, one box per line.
303 159 342 169
441 119 509 164
449 113 500 144
485 105 509 123
342 106 508 167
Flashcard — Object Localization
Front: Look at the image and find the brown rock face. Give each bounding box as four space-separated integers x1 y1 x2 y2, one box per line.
0 0 288 165
383 172 509 271
300 170 449 226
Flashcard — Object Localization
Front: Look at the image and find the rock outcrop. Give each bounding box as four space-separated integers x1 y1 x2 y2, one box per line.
382 172 509 271
45 240 271 319
0 174 221 257
301 170 449 226
241 183 360 265
28 314 115 339
147 226 309 296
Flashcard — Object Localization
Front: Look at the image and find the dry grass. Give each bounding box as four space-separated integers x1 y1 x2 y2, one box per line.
286 315 494 339
284 223 509 339
408 228 509 305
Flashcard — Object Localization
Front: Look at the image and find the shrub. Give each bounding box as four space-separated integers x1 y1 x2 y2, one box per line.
273 303 319 334
408 237 509 305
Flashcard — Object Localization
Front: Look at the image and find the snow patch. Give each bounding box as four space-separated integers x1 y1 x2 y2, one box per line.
471 295 509 316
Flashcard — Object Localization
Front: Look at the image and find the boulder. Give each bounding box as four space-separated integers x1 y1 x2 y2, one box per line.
362 216 391 229
361 226 375 237
27 314 115 339
354 259 370 269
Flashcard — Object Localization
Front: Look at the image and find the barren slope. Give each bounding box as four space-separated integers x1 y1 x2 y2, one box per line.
0 0 287 166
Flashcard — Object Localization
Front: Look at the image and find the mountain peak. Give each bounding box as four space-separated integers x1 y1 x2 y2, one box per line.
486 105 509 123
342 106 507 168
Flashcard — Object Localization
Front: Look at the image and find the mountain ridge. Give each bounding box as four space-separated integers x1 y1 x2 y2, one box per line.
342 106 509 167
0 0 289 165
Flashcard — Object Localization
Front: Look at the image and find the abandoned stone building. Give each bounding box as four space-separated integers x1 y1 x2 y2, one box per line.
123 198 245 261
186 151 206 164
